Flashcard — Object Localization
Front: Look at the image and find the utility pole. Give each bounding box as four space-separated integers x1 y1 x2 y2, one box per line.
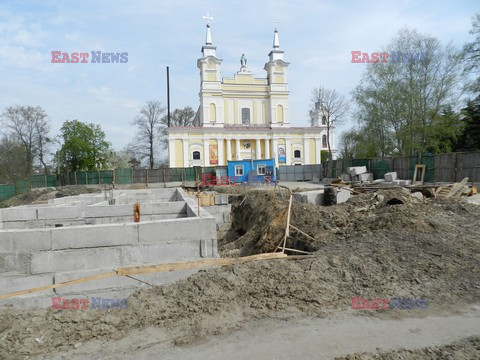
166 66 171 127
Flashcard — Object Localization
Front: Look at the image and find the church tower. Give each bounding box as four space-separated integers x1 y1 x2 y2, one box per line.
264 29 290 128
197 16 223 127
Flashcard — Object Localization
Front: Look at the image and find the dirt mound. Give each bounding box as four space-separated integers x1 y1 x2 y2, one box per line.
0 186 101 207
336 336 480 359
220 188 478 256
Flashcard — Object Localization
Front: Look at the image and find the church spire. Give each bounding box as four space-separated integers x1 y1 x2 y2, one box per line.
201 13 217 58
205 23 212 45
268 28 284 62
273 28 280 49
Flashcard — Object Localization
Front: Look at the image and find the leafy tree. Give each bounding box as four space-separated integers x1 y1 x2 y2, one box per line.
462 12 480 93
309 86 349 161
1 105 50 175
352 28 464 156
58 120 111 172
455 96 480 151
130 101 165 169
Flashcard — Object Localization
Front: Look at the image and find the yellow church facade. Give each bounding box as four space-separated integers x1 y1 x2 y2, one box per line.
167 21 335 168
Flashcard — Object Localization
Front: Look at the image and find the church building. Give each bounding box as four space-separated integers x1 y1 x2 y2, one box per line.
166 19 336 168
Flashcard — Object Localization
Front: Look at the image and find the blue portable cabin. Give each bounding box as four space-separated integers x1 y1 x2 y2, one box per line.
227 159 277 184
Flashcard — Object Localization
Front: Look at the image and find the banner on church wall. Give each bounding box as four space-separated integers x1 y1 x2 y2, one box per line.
209 145 218 165
277 145 286 163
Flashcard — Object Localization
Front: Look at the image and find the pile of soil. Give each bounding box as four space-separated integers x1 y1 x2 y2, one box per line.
0 188 479 359
336 336 480 359
0 186 101 208
220 188 479 256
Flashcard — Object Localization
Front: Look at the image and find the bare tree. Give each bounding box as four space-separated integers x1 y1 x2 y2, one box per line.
0 134 26 182
310 86 349 161
159 106 196 148
1 105 49 176
131 101 166 169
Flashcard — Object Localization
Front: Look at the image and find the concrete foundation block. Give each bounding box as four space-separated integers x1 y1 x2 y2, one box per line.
30 247 123 274
138 218 216 245
358 173 374 182
1 220 46 230
341 174 351 182
206 205 232 215
37 206 84 220
0 274 52 294
223 212 231 223
337 188 352 204
0 290 56 309
0 253 32 273
216 222 230 232
214 194 229 205
348 166 367 176
384 172 398 182
0 228 52 253
120 242 202 265
53 269 140 295
0 208 37 222
51 223 138 250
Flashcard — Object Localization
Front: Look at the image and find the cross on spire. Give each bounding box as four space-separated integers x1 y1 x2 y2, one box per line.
203 12 213 25
273 19 280 31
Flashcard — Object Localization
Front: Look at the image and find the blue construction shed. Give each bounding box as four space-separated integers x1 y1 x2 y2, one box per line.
227 159 277 184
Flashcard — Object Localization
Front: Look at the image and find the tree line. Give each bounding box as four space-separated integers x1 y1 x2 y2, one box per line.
0 103 195 183
335 14 480 159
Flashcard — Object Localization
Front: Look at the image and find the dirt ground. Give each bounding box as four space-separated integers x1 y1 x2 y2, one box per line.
0 187 479 359
0 186 101 208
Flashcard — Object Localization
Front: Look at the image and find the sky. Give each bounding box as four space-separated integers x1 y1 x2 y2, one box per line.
0 0 478 152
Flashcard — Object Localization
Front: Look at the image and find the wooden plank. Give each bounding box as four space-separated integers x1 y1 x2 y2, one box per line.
290 225 316 241
116 252 287 276
0 272 116 300
0 253 288 300
446 177 469 198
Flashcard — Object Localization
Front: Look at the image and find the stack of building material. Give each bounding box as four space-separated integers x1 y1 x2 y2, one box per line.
381 172 412 186
346 166 374 183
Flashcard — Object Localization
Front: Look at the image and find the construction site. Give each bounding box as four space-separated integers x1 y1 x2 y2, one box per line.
0 166 479 359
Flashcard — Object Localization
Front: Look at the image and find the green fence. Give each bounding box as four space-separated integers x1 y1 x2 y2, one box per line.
324 152 480 183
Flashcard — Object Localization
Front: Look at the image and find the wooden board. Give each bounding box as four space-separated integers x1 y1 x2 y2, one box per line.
0 253 288 300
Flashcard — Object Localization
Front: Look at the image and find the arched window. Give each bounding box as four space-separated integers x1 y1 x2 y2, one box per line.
241 108 250 125
209 103 216 123
321 115 327 125
192 151 201 160
277 105 284 123
322 135 327 147
294 150 301 158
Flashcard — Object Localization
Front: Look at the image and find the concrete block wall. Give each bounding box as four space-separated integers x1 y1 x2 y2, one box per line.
0 188 218 308
0 201 188 230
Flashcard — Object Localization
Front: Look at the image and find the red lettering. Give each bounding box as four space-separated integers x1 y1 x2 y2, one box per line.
61 53 70 63
351 297 364 309
371 52 379 63
70 298 79 309
221 175 228 185
62 299 71 309
79 52 89 63
51 297 62 309
370 299 379 309
379 298 389 309
79 299 89 309
351 51 362 63
51 51 62 63
379 52 389 63
361 53 370 63
71 52 79 63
